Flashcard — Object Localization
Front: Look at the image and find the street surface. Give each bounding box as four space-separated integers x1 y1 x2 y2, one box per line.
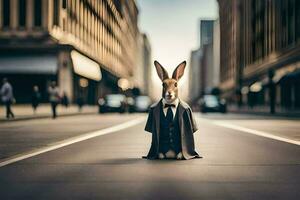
0 113 299 199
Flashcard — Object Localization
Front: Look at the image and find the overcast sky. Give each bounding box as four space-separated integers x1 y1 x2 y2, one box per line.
136 0 218 100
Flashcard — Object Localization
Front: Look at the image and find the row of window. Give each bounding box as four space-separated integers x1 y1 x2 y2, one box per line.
219 3 237 83
219 0 300 85
53 0 138 77
1 0 42 28
62 0 123 69
244 0 300 66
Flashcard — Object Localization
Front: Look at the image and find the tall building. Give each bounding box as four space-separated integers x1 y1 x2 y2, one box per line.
218 0 300 112
212 19 220 88
135 33 151 96
217 0 240 101
189 19 219 103
141 34 152 97
188 48 202 102
200 20 214 47
0 0 140 104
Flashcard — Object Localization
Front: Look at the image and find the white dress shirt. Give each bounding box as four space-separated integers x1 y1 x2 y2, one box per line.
162 98 179 119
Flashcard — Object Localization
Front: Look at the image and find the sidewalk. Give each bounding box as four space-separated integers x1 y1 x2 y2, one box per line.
228 105 300 118
0 104 98 122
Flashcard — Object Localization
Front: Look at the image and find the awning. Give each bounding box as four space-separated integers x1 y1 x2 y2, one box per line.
279 70 300 83
273 62 300 83
249 81 262 92
0 55 57 74
71 50 101 81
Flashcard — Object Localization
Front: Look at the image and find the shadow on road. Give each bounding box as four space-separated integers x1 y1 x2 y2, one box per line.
94 158 145 165
96 158 190 165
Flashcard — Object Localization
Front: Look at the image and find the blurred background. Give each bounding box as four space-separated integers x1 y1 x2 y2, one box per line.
0 0 299 117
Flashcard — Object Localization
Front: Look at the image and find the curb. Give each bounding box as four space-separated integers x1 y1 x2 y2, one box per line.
0 111 98 123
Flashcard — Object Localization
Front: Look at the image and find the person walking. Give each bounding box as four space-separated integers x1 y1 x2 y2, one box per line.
61 92 69 108
0 78 15 119
48 81 60 119
31 85 41 113
77 96 84 112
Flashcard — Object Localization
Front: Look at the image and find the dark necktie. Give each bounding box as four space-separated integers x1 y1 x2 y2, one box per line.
165 106 174 122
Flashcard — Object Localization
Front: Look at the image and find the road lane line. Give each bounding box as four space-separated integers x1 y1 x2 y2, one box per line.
213 121 300 146
0 117 145 168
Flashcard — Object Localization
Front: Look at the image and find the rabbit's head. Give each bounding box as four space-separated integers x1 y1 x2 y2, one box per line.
154 60 186 104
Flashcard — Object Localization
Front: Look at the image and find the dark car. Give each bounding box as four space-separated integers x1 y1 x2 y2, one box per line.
131 95 152 113
126 97 135 113
98 94 127 113
199 95 227 113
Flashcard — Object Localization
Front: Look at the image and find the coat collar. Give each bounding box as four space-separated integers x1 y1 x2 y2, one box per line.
153 99 186 137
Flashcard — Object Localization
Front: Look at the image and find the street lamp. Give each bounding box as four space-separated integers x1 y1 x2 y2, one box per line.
118 78 130 91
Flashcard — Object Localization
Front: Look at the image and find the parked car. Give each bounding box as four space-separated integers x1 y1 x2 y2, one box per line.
199 95 227 113
132 95 152 113
98 94 127 113
126 97 135 113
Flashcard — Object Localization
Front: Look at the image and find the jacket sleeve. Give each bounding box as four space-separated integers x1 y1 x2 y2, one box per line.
187 108 198 133
144 108 154 133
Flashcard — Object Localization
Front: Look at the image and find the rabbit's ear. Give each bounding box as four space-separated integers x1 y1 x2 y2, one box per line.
172 61 186 81
154 60 169 81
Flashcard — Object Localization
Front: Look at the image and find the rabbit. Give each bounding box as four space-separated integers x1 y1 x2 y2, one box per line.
144 60 200 160
154 61 186 103
154 60 187 160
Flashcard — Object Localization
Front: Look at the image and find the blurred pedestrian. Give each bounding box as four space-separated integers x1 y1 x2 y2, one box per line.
61 92 69 108
77 96 84 112
0 78 15 119
31 85 41 113
268 70 275 114
48 81 60 119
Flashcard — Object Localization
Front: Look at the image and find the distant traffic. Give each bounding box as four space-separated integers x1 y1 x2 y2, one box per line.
98 94 152 114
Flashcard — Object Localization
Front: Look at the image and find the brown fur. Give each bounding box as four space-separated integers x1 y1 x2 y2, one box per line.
162 79 178 100
154 60 186 103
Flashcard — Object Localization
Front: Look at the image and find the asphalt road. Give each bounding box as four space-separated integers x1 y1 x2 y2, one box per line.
0 113 299 200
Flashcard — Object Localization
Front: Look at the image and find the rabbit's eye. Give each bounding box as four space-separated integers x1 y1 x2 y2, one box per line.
162 83 166 87
174 82 178 87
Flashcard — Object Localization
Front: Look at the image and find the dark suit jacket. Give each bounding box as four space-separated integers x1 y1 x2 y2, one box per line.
144 99 201 160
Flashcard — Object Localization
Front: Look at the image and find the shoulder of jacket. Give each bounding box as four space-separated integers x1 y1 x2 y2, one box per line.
149 100 161 109
179 100 191 110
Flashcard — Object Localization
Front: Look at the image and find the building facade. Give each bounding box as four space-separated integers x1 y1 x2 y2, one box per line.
188 48 202 102
0 0 140 104
200 19 214 47
189 19 220 103
217 0 240 101
218 0 300 112
212 19 220 88
135 33 151 97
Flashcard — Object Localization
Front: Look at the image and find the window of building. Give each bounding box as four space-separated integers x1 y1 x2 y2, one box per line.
18 0 27 27
2 0 10 27
287 0 295 45
62 0 67 9
34 0 42 26
295 0 300 42
63 18 66 31
53 0 59 26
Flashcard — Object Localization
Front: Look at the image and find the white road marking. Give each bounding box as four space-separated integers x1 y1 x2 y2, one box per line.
213 121 300 146
0 117 145 168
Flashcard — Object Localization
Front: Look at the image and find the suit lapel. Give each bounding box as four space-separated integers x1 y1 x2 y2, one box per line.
153 99 162 142
178 100 184 127
178 100 186 153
